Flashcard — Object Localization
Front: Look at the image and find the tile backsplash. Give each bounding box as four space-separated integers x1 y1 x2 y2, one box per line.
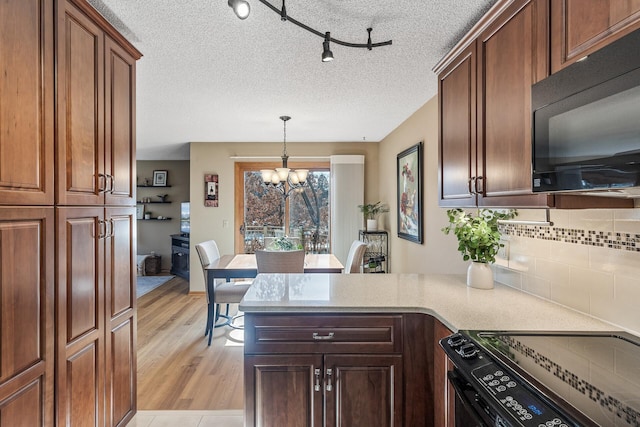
495 208 640 335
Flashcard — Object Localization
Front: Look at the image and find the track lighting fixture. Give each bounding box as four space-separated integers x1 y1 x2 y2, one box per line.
227 0 392 62
322 32 334 62
228 0 250 20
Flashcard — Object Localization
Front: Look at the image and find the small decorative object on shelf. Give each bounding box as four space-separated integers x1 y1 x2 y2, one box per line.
157 194 168 202
359 230 388 273
153 170 168 186
358 201 389 231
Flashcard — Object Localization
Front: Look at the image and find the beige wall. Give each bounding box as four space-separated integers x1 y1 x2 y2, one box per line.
189 141 379 292
378 96 469 274
137 160 190 271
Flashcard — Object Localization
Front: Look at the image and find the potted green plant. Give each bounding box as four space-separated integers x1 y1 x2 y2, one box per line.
442 208 516 289
358 201 390 231
266 235 303 251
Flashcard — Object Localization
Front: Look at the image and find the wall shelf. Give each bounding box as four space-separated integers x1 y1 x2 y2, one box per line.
137 185 171 188
138 217 172 221
136 200 171 204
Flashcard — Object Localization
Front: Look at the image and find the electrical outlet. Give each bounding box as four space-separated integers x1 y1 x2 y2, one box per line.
495 237 509 267
223 220 229 228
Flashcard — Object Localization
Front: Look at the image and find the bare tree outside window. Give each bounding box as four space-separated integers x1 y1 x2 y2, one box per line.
242 170 330 253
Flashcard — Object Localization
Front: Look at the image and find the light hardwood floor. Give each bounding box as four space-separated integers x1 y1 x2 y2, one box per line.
136 277 244 410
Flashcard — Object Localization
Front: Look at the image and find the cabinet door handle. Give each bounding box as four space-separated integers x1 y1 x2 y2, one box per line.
314 369 321 392
98 173 107 193
468 177 476 195
107 174 115 193
107 218 115 238
97 220 106 239
325 368 333 392
312 332 334 340
475 176 484 195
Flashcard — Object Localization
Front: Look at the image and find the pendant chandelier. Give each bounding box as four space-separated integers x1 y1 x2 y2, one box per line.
260 116 309 198
227 0 392 62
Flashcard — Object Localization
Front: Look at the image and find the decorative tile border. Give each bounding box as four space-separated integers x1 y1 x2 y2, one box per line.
499 224 640 252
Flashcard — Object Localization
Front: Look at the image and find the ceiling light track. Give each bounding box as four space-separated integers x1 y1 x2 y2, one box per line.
228 0 392 61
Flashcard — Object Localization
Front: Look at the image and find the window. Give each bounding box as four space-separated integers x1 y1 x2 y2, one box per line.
234 162 330 253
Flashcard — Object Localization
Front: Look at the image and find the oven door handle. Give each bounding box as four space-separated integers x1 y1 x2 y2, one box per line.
447 370 490 427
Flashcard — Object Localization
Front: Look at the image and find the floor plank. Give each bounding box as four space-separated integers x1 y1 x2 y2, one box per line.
136 277 244 410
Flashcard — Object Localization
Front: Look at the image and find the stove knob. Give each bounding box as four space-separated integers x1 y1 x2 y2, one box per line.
447 334 467 348
458 343 479 359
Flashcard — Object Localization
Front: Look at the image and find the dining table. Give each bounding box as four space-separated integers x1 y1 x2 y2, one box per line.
204 253 344 287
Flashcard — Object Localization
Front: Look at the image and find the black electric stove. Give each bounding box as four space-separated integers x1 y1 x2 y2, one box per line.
441 330 640 427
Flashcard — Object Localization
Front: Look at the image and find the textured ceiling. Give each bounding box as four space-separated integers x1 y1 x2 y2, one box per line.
88 0 497 160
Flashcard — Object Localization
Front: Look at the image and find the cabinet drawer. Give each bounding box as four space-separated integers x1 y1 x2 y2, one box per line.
244 314 402 354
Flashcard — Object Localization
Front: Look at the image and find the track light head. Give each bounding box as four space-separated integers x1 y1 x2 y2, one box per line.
228 0 250 20
322 32 334 62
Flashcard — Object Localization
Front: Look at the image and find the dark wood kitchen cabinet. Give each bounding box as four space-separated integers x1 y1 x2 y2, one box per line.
438 42 477 207
56 206 136 427
0 208 55 427
551 0 640 72
0 0 55 206
2 0 138 425
54 2 140 425
57 0 137 207
476 0 550 207
244 314 404 427
437 0 636 209
438 0 550 208
433 320 455 427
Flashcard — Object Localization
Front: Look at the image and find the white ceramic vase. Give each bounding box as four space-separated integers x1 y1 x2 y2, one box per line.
366 219 378 231
467 261 494 289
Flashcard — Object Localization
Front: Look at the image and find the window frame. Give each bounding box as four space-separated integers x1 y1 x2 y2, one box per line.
234 161 330 254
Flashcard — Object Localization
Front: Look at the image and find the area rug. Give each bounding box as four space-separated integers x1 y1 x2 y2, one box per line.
136 275 174 298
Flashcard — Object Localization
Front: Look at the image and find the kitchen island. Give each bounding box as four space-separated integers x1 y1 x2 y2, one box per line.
240 273 618 427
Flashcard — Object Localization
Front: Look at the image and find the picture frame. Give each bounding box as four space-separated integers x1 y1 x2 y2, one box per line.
397 141 423 243
204 174 219 207
136 204 145 220
153 170 168 186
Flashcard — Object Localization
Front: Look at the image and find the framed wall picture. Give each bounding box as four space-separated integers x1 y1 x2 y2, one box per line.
397 141 423 243
153 170 168 186
204 174 219 207
136 204 145 220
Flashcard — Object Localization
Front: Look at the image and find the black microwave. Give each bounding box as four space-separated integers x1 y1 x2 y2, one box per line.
532 28 640 196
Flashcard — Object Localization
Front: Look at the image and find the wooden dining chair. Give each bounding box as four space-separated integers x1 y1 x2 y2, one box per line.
195 240 252 346
255 249 305 273
344 240 368 274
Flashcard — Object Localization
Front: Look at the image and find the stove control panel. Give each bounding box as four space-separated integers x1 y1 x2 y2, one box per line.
442 333 578 427
472 363 571 427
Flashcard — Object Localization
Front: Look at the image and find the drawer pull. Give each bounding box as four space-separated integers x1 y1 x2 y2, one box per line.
314 369 321 392
312 332 335 340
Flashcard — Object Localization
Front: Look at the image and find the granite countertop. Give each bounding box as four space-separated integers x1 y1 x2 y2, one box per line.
239 273 617 333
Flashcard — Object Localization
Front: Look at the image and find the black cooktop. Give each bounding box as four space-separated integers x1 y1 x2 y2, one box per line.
466 331 640 427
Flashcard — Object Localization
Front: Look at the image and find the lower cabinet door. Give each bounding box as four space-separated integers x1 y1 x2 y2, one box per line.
245 354 324 427
324 354 403 427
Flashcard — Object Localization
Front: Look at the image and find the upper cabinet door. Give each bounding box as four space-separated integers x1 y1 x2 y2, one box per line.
438 42 477 208
476 0 550 207
0 0 54 205
551 0 640 72
104 37 136 206
57 0 105 206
